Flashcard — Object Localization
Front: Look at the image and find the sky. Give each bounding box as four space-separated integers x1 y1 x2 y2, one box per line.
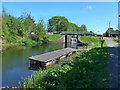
1 0 120 2
2 2 118 34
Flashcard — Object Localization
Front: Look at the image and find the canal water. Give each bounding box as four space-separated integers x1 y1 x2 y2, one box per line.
2 43 75 87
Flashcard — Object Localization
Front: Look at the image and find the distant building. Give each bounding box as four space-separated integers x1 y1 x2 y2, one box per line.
110 30 120 38
118 1 120 30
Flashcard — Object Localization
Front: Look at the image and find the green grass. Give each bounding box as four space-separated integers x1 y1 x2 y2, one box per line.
22 36 109 89
80 36 106 48
113 38 120 44
47 34 62 41
23 48 109 89
1 36 38 52
60 48 109 88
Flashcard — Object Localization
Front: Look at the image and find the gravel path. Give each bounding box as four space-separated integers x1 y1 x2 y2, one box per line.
104 37 119 88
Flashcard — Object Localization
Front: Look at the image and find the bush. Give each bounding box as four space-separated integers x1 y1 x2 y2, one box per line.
5 35 17 43
22 38 37 46
113 38 120 44
23 64 72 89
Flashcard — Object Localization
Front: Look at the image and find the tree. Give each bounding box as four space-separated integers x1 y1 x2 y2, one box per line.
0 15 1 30
68 22 79 32
79 24 87 32
2 8 10 37
104 28 114 37
48 16 69 32
88 31 95 35
32 19 46 42
23 13 35 38
2 8 19 42
2 9 48 45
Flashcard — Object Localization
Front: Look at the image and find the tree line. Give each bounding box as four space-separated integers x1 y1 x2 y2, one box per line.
48 16 87 33
2 9 47 46
1 9 93 46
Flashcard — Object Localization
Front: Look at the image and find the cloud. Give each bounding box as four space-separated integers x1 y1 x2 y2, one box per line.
86 6 95 9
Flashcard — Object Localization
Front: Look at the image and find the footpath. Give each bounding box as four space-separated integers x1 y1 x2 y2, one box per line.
104 37 119 88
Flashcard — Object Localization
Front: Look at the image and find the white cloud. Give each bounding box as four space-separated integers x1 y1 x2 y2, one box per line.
86 6 95 9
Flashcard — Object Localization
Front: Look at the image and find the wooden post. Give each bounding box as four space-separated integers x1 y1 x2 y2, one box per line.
65 35 67 48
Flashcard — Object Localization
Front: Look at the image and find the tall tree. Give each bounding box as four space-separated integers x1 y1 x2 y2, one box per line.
48 16 69 32
104 27 114 37
33 19 46 42
2 8 10 37
2 8 19 42
23 13 35 38
68 22 79 32
0 15 1 29
79 24 87 32
17 17 25 36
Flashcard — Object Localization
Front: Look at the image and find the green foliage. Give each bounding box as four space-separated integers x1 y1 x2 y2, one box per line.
60 48 109 88
113 38 120 44
23 13 35 35
46 34 62 41
34 19 46 43
80 36 106 48
0 15 2 31
79 24 87 32
21 38 37 46
67 22 79 32
23 36 109 89
103 28 114 37
47 16 91 34
2 9 47 46
23 48 109 89
48 16 69 32
23 64 72 89
4 35 17 43
88 31 95 36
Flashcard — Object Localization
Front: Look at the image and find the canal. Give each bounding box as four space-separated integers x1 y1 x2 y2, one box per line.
2 42 75 87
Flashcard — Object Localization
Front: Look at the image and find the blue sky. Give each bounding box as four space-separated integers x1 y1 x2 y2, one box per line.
2 2 118 34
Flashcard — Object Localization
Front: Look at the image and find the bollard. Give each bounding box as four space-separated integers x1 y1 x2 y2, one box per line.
101 39 105 47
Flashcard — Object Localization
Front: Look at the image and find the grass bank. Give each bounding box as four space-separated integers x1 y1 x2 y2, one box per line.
1 37 38 52
80 36 107 48
113 38 120 44
47 34 62 41
22 36 109 89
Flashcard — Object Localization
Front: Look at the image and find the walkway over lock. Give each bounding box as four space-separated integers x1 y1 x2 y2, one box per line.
60 32 85 48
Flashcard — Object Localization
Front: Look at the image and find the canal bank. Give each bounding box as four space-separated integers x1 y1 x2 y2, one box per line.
2 43 63 87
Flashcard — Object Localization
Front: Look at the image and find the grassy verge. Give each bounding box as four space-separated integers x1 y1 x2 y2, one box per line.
80 36 106 48
0 36 38 52
22 36 109 89
113 38 120 44
47 34 62 41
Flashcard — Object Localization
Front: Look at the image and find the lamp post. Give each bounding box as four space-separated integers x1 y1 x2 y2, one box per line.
108 21 111 37
97 30 99 36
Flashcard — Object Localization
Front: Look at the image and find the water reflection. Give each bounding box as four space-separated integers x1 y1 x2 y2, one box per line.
2 41 78 87
28 64 40 71
2 44 61 87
